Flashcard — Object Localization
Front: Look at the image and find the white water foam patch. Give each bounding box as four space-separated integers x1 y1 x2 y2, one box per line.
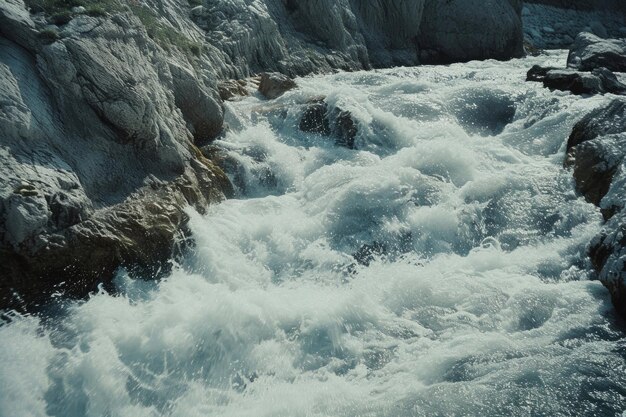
2 51 626 416
0 316 53 417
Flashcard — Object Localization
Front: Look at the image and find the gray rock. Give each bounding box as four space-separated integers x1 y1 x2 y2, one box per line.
527 65 626 96
567 32 626 73
0 0 38 50
565 100 626 318
572 134 625 206
0 4 231 309
566 99 626 155
258 72 297 99
191 5 204 17
218 79 249 101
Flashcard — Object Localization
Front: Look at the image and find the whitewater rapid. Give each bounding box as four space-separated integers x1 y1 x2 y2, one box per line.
3 51 626 417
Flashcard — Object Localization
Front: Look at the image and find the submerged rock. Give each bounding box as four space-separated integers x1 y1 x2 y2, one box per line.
299 99 331 136
299 98 358 149
526 65 558 82
449 88 517 136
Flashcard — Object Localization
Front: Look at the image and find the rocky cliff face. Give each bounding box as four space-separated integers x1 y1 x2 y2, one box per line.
0 0 524 309
523 0 626 49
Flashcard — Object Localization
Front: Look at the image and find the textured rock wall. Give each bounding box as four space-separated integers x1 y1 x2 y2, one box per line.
523 0 626 49
419 0 524 64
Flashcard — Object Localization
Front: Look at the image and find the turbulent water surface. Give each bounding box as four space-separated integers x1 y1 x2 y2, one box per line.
3 52 626 417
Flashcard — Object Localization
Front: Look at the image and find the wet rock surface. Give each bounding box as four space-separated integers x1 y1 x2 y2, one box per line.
539 67 625 95
527 34 626 97
566 99 626 317
258 72 297 100
522 1 625 49
568 32 626 73
299 98 358 149
419 0 524 64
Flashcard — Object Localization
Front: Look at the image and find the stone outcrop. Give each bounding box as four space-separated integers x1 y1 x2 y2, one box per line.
565 99 626 317
192 0 523 73
527 35 626 97
522 0 626 49
0 0 231 309
527 65 626 96
0 0 526 309
567 32 626 73
566 100 626 155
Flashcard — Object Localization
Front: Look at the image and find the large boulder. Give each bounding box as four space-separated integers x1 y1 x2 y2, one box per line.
567 32 626 72
418 0 524 64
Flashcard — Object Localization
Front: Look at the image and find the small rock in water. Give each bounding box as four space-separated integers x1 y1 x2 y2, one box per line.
526 65 557 82
299 99 331 136
299 98 358 148
258 72 297 99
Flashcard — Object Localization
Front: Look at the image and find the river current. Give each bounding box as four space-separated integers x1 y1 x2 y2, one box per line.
2 51 626 417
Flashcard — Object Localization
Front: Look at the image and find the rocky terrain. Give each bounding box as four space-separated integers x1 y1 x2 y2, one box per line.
0 0 525 309
528 33 626 317
523 0 626 49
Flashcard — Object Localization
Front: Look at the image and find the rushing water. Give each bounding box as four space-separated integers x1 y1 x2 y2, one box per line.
3 51 626 417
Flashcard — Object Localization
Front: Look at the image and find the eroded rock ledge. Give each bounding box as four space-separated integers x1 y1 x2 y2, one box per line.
0 0 524 309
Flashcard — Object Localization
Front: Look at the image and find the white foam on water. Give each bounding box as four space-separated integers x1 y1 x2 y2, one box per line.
2 51 626 417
